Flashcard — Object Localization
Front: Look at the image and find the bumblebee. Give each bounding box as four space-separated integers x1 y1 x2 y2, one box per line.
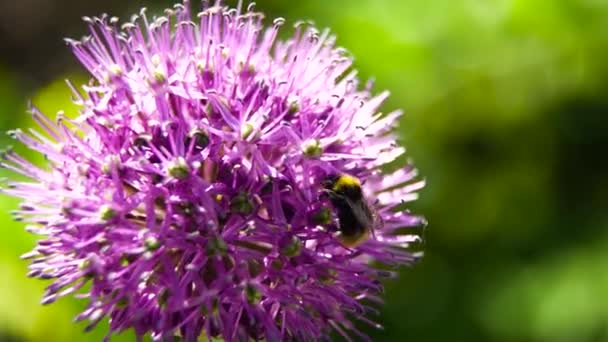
323 174 377 247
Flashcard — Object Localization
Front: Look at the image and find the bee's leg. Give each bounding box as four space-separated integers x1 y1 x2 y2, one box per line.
319 188 333 195
320 188 345 201
318 188 331 200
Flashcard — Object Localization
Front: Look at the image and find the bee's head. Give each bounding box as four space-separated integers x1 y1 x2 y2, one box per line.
323 174 363 200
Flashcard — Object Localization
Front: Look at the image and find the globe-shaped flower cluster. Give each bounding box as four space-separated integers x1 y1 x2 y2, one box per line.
2 1 425 341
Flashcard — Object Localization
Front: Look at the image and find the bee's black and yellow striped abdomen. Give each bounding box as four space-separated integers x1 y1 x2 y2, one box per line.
324 174 375 247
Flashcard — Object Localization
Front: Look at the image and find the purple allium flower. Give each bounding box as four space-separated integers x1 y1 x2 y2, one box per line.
2 1 426 341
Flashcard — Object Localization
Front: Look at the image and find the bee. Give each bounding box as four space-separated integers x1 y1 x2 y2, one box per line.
322 173 378 247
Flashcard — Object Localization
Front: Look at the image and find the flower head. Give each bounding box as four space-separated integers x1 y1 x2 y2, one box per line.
2 1 425 341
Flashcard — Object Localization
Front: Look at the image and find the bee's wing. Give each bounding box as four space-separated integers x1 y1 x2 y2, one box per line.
344 197 375 228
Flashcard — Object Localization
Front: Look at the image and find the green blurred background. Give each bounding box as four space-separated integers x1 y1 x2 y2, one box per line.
1 0 608 341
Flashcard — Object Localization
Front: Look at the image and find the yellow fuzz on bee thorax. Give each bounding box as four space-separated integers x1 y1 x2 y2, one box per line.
333 174 361 191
